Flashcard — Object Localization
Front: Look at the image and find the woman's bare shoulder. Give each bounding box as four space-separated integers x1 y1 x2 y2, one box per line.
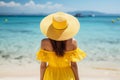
66 38 77 44
72 39 77 49
41 38 50 43
66 38 77 50
41 38 52 50
72 38 77 45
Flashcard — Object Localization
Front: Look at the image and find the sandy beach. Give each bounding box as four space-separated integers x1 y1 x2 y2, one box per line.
0 77 119 80
1 75 119 80
0 61 120 80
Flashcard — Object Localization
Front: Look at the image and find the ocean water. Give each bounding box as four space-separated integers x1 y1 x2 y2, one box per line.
0 16 120 65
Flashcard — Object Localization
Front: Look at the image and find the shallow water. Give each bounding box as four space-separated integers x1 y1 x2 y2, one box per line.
0 16 120 65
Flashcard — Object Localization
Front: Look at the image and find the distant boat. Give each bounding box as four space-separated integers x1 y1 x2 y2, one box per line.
74 13 83 17
74 13 96 17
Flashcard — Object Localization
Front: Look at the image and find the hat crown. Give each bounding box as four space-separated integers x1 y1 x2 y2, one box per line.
52 13 67 29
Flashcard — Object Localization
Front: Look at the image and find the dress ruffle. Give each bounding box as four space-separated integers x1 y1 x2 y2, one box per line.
36 49 50 62
36 48 86 62
64 48 86 62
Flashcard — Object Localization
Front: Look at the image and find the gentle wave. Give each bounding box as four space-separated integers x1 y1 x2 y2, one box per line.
0 28 38 34
1 21 39 25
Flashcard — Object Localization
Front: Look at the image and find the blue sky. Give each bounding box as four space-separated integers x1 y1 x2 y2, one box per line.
0 0 120 14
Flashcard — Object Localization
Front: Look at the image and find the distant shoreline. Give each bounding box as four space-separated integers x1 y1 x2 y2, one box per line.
0 11 120 17
0 15 46 17
0 15 120 17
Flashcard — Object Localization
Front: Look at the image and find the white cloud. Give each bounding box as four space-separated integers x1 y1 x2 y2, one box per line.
0 1 21 7
24 0 35 7
0 0 75 14
0 1 5 6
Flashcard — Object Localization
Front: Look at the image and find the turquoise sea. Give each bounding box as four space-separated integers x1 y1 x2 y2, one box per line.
0 16 120 65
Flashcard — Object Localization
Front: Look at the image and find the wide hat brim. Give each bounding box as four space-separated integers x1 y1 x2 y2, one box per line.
40 12 80 41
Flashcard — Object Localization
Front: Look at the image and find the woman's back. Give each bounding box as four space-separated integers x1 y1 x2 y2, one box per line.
37 38 86 67
37 38 86 80
41 38 77 52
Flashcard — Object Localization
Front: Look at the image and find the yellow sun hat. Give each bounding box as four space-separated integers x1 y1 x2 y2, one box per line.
40 12 80 41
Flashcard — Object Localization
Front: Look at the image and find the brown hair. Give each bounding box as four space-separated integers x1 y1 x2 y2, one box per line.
49 39 66 56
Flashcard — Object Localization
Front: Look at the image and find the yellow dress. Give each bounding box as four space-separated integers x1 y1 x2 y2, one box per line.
36 48 86 80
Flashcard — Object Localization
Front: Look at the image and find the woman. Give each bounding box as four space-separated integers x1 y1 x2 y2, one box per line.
36 12 86 80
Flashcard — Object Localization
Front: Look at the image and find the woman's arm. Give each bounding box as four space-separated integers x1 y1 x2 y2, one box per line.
40 39 48 80
40 62 47 80
71 62 79 80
